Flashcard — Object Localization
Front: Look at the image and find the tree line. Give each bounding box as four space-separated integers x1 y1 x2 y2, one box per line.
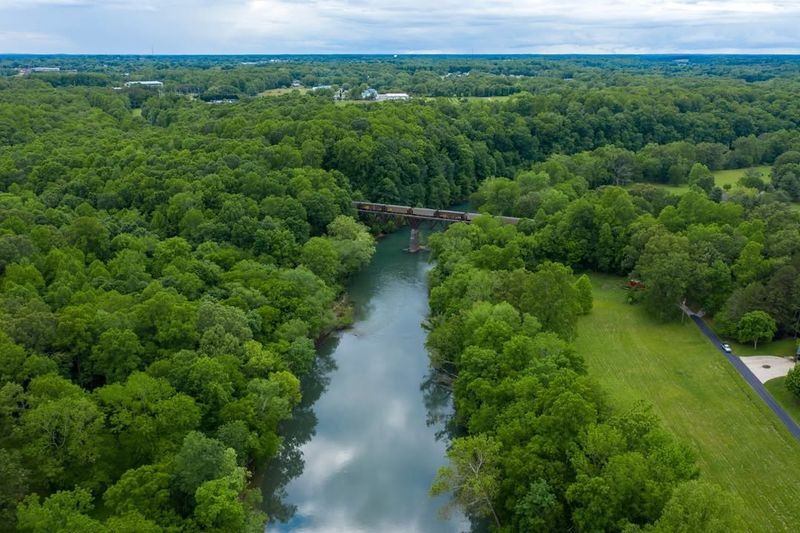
470 146 800 409
3 55 800 530
425 218 745 531
0 80 377 530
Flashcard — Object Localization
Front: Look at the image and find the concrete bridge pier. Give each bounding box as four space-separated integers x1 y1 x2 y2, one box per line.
408 219 422 253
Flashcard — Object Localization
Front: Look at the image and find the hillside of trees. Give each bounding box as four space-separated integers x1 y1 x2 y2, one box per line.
1 55 799 531
426 218 746 531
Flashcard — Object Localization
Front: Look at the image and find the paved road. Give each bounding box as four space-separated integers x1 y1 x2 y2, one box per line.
689 315 800 441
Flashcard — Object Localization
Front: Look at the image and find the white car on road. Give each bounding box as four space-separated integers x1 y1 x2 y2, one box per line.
721 343 732 353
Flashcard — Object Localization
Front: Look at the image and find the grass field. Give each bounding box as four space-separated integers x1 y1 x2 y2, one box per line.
729 337 797 357
712 165 772 187
632 165 773 196
257 87 309 97
574 273 800 532
766 376 800 425
643 182 692 194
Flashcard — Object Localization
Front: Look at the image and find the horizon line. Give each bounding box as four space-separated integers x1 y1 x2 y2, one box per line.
3 52 800 57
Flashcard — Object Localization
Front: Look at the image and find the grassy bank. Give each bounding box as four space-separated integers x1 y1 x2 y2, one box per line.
766 376 800 426
574 273 800 532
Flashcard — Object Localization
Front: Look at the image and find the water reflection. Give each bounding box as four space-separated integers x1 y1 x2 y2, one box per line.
420 370 459 443
260 345 338 522
261 229 467 532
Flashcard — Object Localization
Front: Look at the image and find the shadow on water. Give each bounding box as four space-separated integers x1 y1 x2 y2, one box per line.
259 341 338 522
259 227 470 532
420 369 459 442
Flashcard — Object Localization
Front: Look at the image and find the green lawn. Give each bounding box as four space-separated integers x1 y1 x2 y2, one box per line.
643 182 691 195
631 165 773 196
728 337 797 357
765 376 800 425
257 87 309 97
575 274 800 533
712 165 772 188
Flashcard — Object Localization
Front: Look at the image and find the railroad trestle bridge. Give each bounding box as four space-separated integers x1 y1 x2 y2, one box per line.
352 201 520 252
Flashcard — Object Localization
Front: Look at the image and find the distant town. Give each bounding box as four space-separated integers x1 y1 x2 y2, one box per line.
16 65 411 104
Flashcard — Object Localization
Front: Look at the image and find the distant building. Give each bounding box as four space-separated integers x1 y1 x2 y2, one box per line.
124 81 164 88
31 67 60 73
674 59 690 65
361 87 378 100
290 80 302 88
311 85 333 91
375 92 410 102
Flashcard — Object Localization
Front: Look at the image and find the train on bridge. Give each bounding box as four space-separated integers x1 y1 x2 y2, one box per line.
355 202 479 221
353 202 519 225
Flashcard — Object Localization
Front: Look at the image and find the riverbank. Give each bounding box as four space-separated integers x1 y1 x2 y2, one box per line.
261 228 467 532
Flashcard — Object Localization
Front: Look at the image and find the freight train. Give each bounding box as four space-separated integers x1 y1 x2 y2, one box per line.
354 202 476 221
353 202 519 224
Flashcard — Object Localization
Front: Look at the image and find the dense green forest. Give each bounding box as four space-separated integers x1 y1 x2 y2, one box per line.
1 55 799 531
426 220 746 531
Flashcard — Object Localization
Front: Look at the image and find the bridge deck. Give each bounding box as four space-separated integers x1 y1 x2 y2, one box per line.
352 201 520 224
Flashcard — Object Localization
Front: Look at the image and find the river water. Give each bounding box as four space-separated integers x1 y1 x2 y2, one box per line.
262 228 468 532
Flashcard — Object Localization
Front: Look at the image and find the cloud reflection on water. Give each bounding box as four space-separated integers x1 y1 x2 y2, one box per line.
265 230 467 533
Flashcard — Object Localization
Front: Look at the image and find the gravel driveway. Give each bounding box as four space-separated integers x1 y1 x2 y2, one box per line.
740 356 796 383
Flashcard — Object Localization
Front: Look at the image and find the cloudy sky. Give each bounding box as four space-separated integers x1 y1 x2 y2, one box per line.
1 0 799 54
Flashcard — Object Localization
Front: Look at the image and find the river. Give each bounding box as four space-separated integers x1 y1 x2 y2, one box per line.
261 227 468 532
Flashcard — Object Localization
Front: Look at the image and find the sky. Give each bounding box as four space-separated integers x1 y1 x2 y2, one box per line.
1 0 799 55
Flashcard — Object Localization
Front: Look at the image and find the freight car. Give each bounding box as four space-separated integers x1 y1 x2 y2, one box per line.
434 209 469 221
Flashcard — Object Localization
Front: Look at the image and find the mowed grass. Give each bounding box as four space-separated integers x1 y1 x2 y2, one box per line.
766 376 800 425
632 165 773 196
257 87 309 97
642 182 692 195
728 337 797 358
712 165 772 188
574 273 800 533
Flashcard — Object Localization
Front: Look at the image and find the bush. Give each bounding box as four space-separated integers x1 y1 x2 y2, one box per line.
786 365 800 398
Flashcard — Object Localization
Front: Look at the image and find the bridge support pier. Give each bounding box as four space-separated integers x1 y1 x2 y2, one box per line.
408 219 422 253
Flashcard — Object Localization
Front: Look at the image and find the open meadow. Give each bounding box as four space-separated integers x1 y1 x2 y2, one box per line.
635 165 773 195
257 87 309 97
713 165 772 187
575 274 800 532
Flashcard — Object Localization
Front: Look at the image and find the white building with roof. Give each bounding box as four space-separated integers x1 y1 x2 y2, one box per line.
375 92 410 102
124 81 164 88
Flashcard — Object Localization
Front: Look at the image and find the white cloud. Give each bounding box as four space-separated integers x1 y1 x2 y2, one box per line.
295 438 358 491
0 30 70 50
0 0 799 53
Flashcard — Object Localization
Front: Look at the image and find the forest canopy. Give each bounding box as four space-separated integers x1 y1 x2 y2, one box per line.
1 55 799 532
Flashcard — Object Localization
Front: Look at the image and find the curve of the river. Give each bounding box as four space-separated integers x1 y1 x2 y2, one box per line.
261 227 467 532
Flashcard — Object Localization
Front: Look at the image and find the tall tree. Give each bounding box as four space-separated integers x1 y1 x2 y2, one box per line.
736 310 777 349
